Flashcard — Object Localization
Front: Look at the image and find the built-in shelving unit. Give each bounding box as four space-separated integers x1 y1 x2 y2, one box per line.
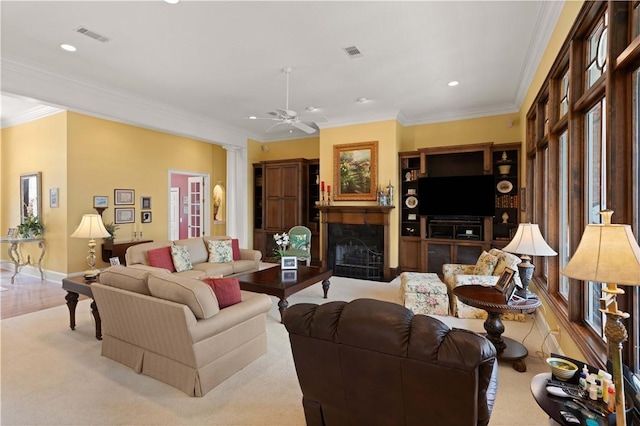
492 144 520 244
398 142 521 275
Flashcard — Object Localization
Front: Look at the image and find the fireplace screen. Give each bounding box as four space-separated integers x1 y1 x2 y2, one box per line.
332 237 383 280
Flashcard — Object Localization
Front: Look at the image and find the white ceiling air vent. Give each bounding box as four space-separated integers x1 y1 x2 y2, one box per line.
343 45 363 58
75 27 109 43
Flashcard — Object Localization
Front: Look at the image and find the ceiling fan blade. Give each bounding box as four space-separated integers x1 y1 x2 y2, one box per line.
292 121 317 134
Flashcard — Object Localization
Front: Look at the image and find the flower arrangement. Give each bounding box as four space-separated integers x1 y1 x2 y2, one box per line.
273 232 290 259
17 203 44 238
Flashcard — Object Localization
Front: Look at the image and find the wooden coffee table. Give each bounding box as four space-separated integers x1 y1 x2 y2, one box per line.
453 284 541 372
61 276 102 340
236 265 332 322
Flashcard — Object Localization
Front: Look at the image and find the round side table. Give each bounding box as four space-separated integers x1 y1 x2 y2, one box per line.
453 284 541 372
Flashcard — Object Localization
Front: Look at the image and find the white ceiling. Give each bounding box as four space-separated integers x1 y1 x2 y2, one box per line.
0 1 563 143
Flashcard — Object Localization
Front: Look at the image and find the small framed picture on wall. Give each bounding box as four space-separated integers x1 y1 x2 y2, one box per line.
141 211 152 223
114 189 135 205
114 208 135 224
141 196 152 210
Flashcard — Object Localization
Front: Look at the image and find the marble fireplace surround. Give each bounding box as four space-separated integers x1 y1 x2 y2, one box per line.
318 205 394 282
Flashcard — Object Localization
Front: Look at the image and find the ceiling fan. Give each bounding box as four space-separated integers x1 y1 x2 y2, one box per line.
250 67 317 134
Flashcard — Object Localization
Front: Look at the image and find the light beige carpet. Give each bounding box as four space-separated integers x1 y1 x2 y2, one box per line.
1 274 552 425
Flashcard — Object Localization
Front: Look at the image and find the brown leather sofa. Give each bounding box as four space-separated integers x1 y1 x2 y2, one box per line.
283 298 498 426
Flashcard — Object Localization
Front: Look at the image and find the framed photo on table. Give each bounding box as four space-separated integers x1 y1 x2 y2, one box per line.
495 267 517 301
281 256 297 270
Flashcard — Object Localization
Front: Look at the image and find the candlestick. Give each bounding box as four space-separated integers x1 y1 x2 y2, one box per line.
321 181 325 192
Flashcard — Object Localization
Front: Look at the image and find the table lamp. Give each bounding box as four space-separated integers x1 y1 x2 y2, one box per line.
70 214 111 281
562 210 640 426
502 223 557 299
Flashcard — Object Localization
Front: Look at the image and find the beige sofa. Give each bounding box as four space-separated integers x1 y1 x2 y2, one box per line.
91 265 272 397
125 236 261 278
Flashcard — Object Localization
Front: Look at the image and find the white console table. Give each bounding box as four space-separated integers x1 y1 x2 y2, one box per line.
0 237 45 284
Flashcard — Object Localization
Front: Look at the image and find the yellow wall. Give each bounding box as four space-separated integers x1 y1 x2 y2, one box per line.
2 112 226 276
401 113 521 151
1 112 68 272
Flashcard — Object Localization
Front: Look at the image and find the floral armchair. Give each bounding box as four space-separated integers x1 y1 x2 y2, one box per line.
443 248 525 322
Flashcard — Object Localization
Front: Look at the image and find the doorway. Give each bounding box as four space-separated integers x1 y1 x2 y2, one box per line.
168 171 210 239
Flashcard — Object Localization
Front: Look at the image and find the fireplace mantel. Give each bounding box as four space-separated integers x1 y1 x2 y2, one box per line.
318 205 394 281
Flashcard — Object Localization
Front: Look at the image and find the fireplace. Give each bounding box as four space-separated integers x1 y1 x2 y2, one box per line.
318 205 394 281
329 224 384 281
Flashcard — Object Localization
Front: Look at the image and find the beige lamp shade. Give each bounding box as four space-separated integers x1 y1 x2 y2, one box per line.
562 212 640 285
70 214 111 239
502 223 557 257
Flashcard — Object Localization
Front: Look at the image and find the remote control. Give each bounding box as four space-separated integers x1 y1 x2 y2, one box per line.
560 410 580 424
547 386 572 398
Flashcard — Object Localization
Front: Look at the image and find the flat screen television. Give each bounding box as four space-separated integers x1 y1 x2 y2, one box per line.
418 175 495 217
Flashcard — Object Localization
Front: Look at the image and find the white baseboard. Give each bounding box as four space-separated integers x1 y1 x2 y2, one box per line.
535 309 563 356
0 261 66 283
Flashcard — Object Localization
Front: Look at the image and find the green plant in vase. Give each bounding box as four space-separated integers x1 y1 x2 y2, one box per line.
17 204 44 238
104 222 119 242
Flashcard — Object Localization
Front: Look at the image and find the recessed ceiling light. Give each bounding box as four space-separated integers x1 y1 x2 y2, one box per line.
356 97 369 103
448 81 459 87
60 44 77 52
248 116 257 120
164 0 180 4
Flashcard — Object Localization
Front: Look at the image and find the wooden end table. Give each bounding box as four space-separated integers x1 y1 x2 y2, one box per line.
61 276 101 340
236 265 332 322
453 284 541 372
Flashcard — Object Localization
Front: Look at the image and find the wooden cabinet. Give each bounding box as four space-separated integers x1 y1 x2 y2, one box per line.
264 160 306 230
253 158 319 260
101 240 152 265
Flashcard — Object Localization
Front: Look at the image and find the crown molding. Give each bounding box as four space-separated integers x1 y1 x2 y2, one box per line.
1 56 250 148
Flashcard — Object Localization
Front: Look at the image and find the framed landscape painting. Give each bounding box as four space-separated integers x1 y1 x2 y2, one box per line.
333 141 378 201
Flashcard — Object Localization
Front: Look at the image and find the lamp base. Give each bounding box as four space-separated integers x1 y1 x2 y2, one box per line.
83 268 100 282
514 287 538 299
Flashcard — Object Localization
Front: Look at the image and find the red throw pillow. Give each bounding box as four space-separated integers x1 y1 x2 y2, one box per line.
202 277 241 309
231 238 241 261
146 246 176 272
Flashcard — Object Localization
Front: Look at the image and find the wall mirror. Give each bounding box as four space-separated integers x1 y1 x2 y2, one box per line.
20 172 42 222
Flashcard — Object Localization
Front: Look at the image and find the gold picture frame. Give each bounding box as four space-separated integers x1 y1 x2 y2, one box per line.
333 141 378 201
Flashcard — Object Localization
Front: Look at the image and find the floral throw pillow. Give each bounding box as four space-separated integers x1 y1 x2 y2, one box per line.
170 245 193 272
207 239 233 263
290 234 308 251
474 251 499 275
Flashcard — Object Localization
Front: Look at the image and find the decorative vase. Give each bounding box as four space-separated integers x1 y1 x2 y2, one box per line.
502 211 509 224
498 164 512 176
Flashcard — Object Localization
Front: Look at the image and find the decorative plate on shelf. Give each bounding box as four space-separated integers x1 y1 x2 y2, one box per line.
405 196 418 209
497 180 513 194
